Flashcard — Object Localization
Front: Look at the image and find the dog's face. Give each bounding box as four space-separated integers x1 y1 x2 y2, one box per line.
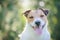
23 8 48 35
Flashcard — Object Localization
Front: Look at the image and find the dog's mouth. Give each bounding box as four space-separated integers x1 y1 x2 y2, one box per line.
32 24 45 35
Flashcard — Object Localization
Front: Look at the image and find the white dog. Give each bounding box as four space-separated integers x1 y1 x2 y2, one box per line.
18 8 50 40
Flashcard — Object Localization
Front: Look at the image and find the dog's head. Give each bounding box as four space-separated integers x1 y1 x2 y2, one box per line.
23 8 48 35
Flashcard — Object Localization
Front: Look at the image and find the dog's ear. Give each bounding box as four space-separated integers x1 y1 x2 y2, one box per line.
39 8 49 16
43 9 49 16
23 10 31 17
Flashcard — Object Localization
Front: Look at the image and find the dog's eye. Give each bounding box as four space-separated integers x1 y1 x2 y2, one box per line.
29 16 33 19
40 15 44 17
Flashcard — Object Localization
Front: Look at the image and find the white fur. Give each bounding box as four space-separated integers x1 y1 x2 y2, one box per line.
18 22 50 40
18 11 50 40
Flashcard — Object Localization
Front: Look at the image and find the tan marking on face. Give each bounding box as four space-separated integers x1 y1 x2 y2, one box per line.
26 9 48 23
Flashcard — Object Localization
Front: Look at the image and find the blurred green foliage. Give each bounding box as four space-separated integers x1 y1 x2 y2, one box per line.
0 0 60 40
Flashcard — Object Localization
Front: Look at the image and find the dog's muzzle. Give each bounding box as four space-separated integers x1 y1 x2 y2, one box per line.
31 21 46 35
35 21 45 29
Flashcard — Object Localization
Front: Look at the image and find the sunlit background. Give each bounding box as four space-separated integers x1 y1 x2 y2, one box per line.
0 0 60 40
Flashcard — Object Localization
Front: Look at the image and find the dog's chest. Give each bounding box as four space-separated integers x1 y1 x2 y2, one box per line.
20 25 50 40
29 35 43 40
25 28 50 40
28 33 46 40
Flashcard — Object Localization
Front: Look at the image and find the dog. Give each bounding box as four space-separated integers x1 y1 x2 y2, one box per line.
18 8 50 40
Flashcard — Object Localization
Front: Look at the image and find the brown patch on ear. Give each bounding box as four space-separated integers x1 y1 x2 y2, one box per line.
39 8 49 16
23 10 31 17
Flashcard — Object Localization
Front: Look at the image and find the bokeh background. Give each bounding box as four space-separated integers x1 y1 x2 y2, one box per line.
0 0 60 40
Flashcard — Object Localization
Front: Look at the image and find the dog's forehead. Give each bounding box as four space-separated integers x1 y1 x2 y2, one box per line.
29 9 45 15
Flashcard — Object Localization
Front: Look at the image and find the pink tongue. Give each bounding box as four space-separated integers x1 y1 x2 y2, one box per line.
34 27 42 35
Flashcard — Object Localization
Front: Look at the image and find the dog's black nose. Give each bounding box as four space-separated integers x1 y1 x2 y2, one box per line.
35 21 40 26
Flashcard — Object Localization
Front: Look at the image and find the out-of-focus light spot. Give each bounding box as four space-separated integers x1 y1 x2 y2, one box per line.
19 0 31 11
52 16 58 24
6 11 14 22
22 0 30 10
39 1 45 7
22 0 29 7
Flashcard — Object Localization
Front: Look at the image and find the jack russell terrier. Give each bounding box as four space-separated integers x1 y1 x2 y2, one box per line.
18 8 50 40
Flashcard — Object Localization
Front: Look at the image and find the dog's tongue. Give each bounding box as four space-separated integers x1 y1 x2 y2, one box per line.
34 26 42 35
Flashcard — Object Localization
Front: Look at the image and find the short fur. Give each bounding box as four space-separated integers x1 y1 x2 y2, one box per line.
18 8 50 40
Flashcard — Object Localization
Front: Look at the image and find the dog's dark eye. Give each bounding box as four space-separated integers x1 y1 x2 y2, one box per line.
29 16 33 19
40 15 44 17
